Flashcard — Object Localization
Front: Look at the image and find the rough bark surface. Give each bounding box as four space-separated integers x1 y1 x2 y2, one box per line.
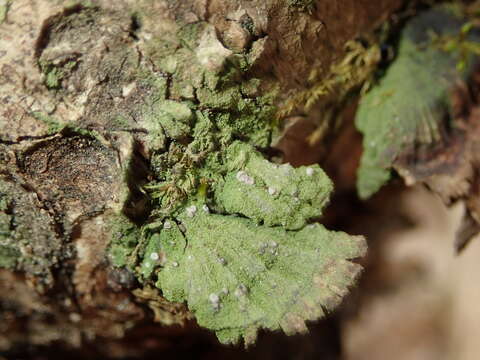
0 0 401 355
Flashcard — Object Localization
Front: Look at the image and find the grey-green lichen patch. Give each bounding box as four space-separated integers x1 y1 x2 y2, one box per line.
0 178 66 283
139 17 278 149
139 220 185 280
39 58 79 90
108 215 142 268
0 245 20 269
144 100 193 145
31 112 65 134
154 206 365 345
356 7 480 198
0 189 18 269
215 142 332 229
287 0 316 13
144 86 278 213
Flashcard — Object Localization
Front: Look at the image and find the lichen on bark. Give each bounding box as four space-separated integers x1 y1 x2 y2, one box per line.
97 2 366 345
0 0 403 351
356 5 480 199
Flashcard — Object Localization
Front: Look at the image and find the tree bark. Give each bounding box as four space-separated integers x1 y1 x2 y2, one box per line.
0 0 401 355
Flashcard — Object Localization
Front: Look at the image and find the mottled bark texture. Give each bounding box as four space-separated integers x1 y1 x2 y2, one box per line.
0 0 401 353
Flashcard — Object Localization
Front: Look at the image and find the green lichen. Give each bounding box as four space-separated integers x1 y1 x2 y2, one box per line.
140 220 185 280
287 0 316 13
215 142 332 230
133 140 364 345
0 178 64 277
0 190 18 269
144 100 193 148
154 206 365 345
39 59 78 90
140 18 277 149
356 7 480 198
45 68 62 89
0 245 19 269
31 112 65 134
104 15 365 346
108 215 141 268
142 61 278 211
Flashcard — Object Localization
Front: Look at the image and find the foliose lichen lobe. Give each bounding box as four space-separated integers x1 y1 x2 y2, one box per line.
356 6 480 198
215 142 333 229
152 207 365 345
